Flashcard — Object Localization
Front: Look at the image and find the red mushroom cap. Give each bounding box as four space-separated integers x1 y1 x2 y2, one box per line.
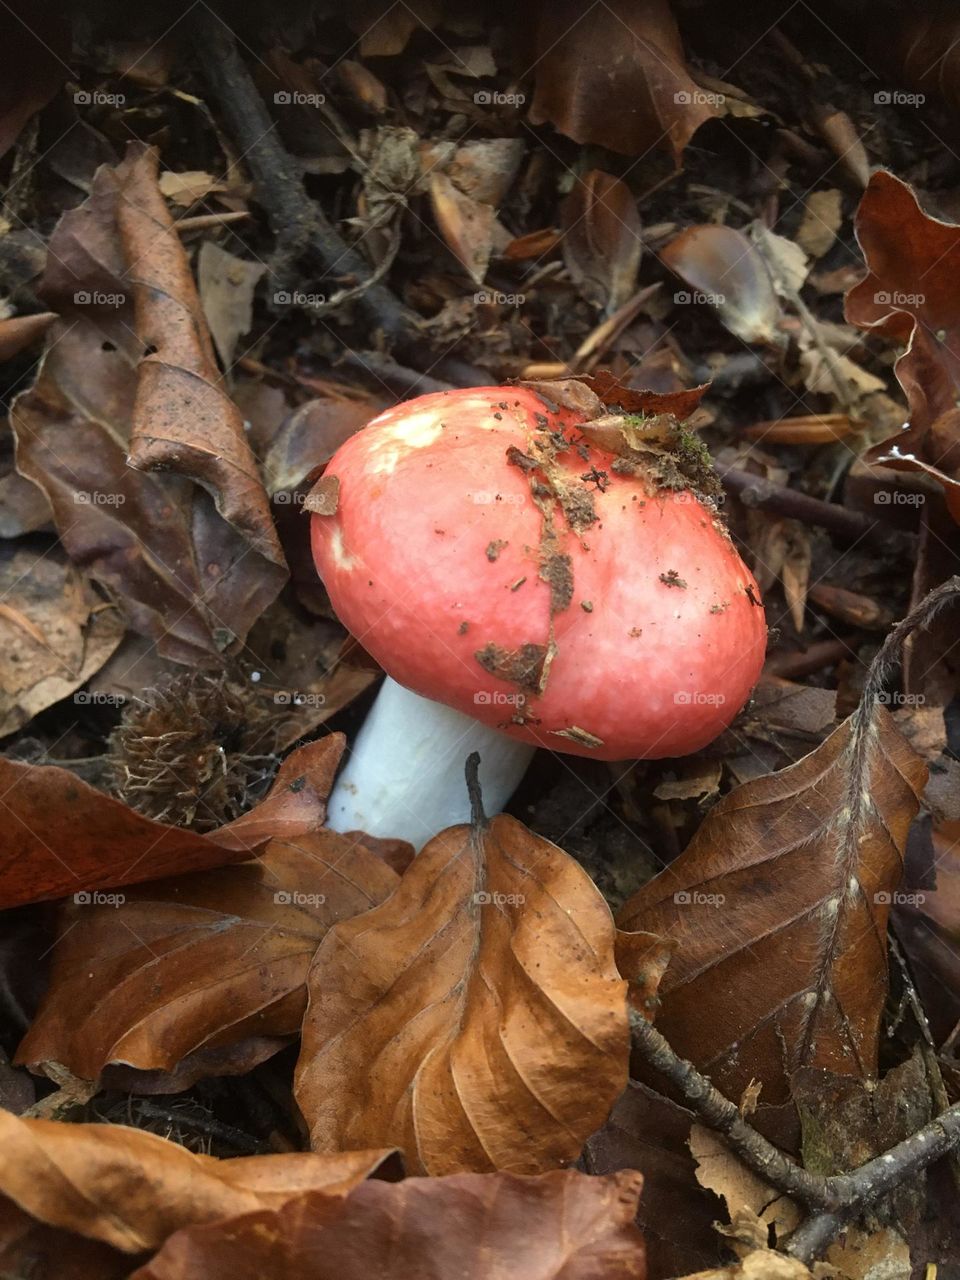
311 386 766 761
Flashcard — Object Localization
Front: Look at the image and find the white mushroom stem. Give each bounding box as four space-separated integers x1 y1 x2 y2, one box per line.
325 676 536 849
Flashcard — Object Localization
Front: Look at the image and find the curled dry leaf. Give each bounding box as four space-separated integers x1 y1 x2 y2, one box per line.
0 1110 394 1255
528 0 720 163
296 809 630 1175
18 831 399 1086
0 734 344 909
618 703 926 1129
133 1169 646 1280
11 144 285 664
561 170 643 314
0 545 125 737
846 170 960 520
660 225 782 345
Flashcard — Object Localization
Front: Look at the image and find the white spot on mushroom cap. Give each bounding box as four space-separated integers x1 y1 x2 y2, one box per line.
386 410 445 449
330 527 358 570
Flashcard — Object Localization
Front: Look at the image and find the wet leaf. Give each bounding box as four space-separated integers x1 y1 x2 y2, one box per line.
0 735 344 909
561 170 642 314
295 810 630 1175
18 831 398 1086
528 0 721 163
11 144 286 665
846 170 960 520
0 545 125 736
0 1110 393 1254
661 225 782 344
133 1169 647 1280
618 706 927 1128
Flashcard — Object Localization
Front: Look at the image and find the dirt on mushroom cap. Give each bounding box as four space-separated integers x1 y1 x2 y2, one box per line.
310 386 766 761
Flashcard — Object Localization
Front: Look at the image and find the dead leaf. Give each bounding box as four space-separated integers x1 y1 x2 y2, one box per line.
797 190 843 259
618 706 927 1126
528 0 721 163
0 545 124 736
0 312 57 361
562 171 642 314
12 146 286 664
661 226 782 344
429 171 496 285
296 810 630 1174
197 241 266 369
133 1169 647 1280
18 830 399 1086
0 735 344 909
689 1125 800 1241
742 414 858 444
158 170 227 207
0 1110 393 1255
846 170 960 520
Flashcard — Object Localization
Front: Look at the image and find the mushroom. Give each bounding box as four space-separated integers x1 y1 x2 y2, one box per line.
310 383 766 847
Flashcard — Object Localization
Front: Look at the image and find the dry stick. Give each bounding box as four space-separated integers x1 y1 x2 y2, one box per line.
187 8 414 348
715 463 894 545
630 1014 960 1221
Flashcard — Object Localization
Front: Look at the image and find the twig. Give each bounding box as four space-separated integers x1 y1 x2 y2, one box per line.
187 8 415 348
715 463 891 544
630 1013 960 1229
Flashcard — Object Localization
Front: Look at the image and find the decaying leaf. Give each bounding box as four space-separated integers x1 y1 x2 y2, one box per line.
528 0 721 163
689 1125 799 1242
0 735 344 909
133 1169 647 1280
618 702 927 1123
0 1110 393 1255
18 831 399 1086
846 170 960 520
197 241 266 369
661 226 782 345
562 170 642 314
11 143 286 664
296 804 631 1175
0 545 124 736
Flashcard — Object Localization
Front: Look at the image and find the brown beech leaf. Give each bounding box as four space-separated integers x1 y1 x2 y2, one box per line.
295 796 630 1175
661 225 782 344
562 170 642 313
846 170 960 520
133 1169 647 1280
0 735 343 909
429 171 497 285
0 544 125 736
17 831 399 1085
528 0 719 163
11 144 285 664
618 706 927 1122
0 1111 394 1255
